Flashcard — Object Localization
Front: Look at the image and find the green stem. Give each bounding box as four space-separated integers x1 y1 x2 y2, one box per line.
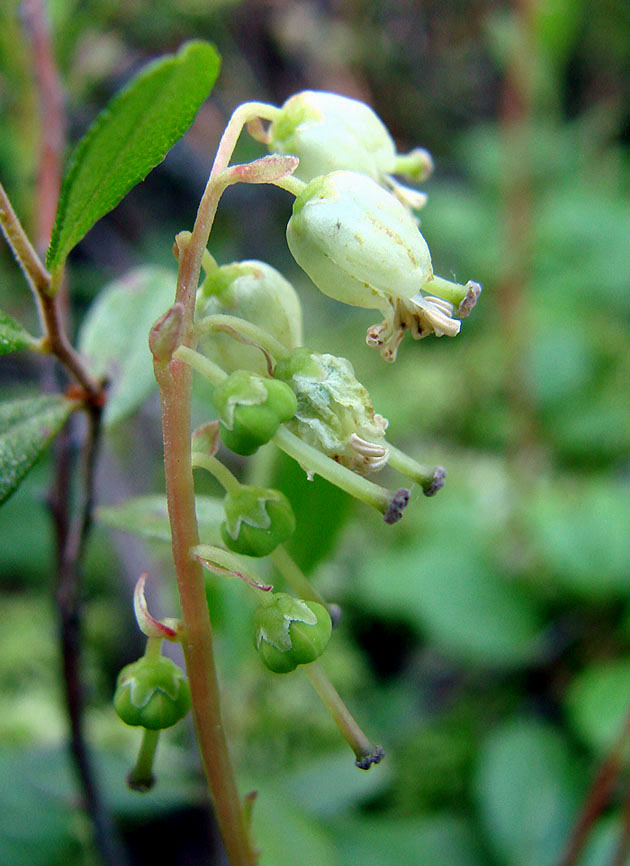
173 345 227 386
144 636 163 662
270 546 327 607
271 175 306 197
304 662 384 770
191 452 241 494
273 426 398 516
0 179 51 294
196 313 290 362
127 728 160 793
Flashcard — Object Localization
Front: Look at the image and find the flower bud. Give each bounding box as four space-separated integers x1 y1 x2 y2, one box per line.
287 171 466 361
114 657 191 730
212 370 297 455
268 91 398 184
254 592 332 673
196 261 302 375
274 347 389 475
221 485 296 557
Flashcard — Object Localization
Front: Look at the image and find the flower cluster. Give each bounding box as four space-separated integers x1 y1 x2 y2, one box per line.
129 88 481 779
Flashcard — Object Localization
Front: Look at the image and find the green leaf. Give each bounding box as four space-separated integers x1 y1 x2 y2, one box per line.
565 658 630 755
97 493 224 545
78 266 176 426
526 480 630 598
474 719 582 866
248 782 339 866
46 40 220 270
330 814 482 866
0 309 37 355
357 545 543 667
0 394 76 505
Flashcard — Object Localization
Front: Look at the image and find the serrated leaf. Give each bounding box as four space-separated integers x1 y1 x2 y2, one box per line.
78 267 176 426
0 394 76 505
97 494 224 545
47 40 220 270
0 309 37 355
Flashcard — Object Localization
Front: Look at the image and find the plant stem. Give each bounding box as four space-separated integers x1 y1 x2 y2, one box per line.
191 452 241 494
173 345 227 386
273 425 398 516
21 0 65 256
270 546 328 607
156 359 256 866
209 102 281 183
304 662 384 770
127 728 159 793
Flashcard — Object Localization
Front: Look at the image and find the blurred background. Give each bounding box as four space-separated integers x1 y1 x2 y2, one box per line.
1 0 630 864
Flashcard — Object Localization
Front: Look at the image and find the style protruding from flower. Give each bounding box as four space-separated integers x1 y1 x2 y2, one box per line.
212 369 297 455
221 484 296 557
254 592 332 673
274 347 389 475
286 170 481 361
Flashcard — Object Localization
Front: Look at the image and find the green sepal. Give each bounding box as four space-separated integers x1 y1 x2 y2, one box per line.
114 656 191 730
213 370 297 455
254 592 332 673
221 485 295 557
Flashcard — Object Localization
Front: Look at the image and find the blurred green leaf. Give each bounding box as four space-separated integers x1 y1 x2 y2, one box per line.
474 719 582 866
284 750 390 818
78 266 176 426
97 493 224 545
249 782 339 866
0 748 79 866
0 309 37 355
357 544 543 667
330 814 483 866
526 480 630 598
578 815 630 866
0 394 76 505
566 658 630 755
46 40 220 270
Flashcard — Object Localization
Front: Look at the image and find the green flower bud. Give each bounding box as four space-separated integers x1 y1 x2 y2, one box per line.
196 261 302 375
212 370 297 455
286 171 467 361
274 348 389 475
268 91 397 184
254 592 332 673
221 485 296 557
114 657 191 730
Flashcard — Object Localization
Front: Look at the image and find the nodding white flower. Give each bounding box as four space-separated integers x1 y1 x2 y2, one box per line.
286 170 479 361
273 348 390 476
267 90 432 206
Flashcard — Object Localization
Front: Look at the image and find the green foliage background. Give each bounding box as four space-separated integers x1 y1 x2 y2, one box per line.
1 0 629 864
